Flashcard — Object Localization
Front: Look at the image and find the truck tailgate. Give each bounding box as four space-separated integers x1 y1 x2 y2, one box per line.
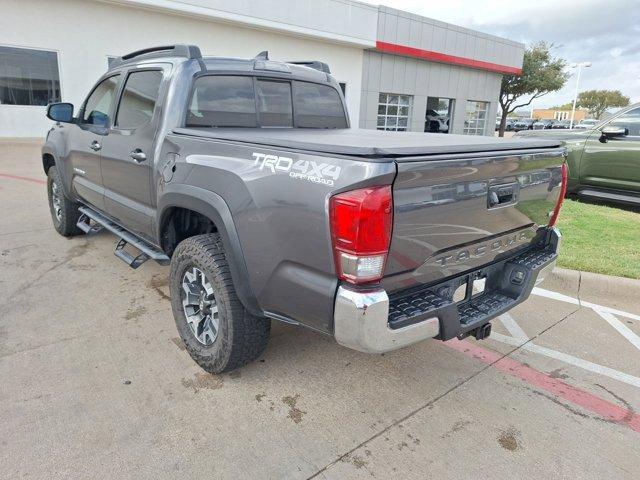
383 148 566 293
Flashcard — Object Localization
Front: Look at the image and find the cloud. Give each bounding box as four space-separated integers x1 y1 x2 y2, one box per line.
362 0 640 107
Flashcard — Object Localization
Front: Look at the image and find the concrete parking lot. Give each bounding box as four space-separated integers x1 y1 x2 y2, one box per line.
1 139 640 479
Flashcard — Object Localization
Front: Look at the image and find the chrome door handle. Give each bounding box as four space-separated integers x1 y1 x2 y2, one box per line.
90 140 101 151
130 149 147 163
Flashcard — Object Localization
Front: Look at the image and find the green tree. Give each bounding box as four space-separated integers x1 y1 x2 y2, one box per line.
577 89 630 119
550 102 573 110
498 42 568 136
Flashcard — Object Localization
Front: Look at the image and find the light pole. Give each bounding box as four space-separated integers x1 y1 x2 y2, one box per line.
569 62 591 128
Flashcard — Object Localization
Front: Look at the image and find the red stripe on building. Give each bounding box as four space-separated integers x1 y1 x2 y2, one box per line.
446 339 640 433
375 41 522 76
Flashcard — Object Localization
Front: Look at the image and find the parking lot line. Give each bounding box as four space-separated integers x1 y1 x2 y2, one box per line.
446 339 640 433
595 309 640 351
533 286 640 322
490 332 640 389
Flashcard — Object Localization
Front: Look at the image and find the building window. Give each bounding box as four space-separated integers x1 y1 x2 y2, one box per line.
0 46 61 106
377 93 412 131
463 100 489 135
425 97 454 134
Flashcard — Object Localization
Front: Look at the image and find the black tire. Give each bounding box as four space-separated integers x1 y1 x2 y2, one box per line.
47 166 83 237
169 233 270 373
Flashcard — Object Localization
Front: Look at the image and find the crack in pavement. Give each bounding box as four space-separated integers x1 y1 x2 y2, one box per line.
306 279 584 479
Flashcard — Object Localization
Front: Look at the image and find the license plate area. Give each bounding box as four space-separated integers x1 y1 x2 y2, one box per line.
452 274 486 304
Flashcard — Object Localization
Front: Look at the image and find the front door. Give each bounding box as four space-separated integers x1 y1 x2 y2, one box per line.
67 75 120 211
580 106 640 193
100 68 165 239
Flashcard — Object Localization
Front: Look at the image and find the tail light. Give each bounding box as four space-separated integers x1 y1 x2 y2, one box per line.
548 163 568 227
329 185 393 284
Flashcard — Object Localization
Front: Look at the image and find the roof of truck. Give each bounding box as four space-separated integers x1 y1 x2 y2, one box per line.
201 57 331 83
172 127 563 158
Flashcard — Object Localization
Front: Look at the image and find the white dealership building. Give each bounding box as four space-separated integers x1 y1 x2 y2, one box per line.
1 0 524 137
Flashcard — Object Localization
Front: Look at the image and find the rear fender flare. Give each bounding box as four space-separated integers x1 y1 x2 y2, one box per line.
157 184 261 316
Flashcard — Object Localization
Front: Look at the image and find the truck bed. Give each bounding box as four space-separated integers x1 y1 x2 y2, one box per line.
172 127 561 158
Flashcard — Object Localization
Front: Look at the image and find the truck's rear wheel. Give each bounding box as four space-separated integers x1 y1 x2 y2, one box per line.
47 166 83 236
169 233 270 373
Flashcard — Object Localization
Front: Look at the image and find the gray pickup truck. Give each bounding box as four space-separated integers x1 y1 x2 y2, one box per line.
42 45 566 373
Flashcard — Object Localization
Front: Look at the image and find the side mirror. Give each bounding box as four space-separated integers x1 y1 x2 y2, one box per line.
46 103 74 123
601 125 628 140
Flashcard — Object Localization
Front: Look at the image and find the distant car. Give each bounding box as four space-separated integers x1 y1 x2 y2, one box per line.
495 119 515 131
515 103 640 205
551 120 571 129
533 119 555 130
425 109 449 133
513 119 535 131
574 119 599 130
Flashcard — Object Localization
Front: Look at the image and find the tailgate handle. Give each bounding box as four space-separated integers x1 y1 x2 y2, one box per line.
488 183 519 209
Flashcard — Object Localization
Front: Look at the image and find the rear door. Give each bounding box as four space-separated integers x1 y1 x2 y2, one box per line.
580 106 640 192
66 74 120 211
100 67 166 238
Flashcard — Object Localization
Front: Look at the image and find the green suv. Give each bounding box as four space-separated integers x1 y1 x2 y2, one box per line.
516 103 640 204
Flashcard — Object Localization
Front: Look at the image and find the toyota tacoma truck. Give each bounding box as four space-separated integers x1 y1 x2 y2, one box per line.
42 45 566 373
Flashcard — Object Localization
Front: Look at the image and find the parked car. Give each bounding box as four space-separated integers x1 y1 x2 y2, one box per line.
551 120 572 129
42 44 566 373
495 118 515 131
533 119 555 130
513 119 535 131
574 119 599 130
516 103 640 205
425 109 449 133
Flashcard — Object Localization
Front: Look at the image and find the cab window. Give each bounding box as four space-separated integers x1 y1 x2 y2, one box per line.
115 70 163 129
82 75 120 126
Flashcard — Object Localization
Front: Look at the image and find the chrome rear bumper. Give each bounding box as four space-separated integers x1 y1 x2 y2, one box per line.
333 228 561 354
333 286 439 354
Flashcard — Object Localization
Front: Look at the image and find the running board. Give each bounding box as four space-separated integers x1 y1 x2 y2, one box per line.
577 188 640 205
77 206 170 269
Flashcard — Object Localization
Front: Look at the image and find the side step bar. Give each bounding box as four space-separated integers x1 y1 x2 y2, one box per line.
77 206 170 269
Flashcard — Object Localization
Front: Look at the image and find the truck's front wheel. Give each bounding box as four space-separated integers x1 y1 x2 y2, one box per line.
47 166 83 237
169 234 270 373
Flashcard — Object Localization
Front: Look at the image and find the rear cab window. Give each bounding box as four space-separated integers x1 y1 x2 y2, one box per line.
186 75 346 129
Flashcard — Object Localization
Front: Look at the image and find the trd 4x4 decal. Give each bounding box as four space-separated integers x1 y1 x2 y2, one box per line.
252 152 341 186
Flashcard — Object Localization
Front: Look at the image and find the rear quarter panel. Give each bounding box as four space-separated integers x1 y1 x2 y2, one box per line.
161 134 395 333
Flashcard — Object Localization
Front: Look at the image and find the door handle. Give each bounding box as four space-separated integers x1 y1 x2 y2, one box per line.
130 149 147 163
90 140 101 151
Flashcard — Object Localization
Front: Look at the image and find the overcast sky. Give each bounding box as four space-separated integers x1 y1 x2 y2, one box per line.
360 0 640 110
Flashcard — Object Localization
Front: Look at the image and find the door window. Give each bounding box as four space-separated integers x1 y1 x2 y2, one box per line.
82 75 120 126
115 70 163 129
377 93 412 131
607 107 640 137
463 101 489 135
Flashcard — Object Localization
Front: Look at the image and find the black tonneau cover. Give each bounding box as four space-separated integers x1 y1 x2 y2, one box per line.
172 127 562 158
